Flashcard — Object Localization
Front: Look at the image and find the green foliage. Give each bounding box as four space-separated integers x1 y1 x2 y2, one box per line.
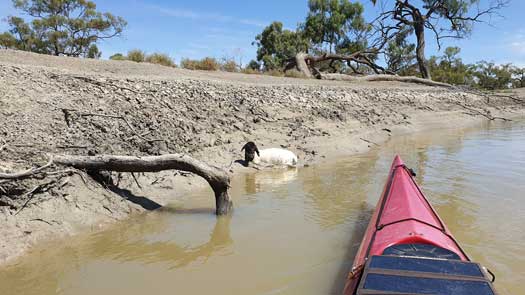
471 61 514 90
254 21 309 71
86 44 101 59
145 53 175 67
511 67 525 88
181 57 220 71
303 0 368 53
385 28 415 73
428 47 473 85
2 0 126 57
423 47 524 90
253 1 369 73
127 49 145 62
246 60 261 71
109 53 126 60
372 0 505 79
0 32 17 49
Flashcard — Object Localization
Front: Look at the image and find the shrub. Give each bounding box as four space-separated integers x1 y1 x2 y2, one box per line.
221 59 239 72
127 49 145 62
197 57 219 71
0 32 17 49
181 57 219 71
246 60 261 71
145 53 175 67
109 53 126 61
180 58 198 70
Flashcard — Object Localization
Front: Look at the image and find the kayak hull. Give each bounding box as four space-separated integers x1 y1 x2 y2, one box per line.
344 155 469 295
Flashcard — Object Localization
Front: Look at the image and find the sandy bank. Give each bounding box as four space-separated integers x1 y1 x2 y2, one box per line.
1 49 524 265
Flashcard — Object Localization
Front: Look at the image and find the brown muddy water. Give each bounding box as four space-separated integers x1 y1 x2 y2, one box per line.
1 120 524 295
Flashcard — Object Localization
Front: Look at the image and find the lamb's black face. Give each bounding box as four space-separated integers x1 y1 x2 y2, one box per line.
241 141 260 163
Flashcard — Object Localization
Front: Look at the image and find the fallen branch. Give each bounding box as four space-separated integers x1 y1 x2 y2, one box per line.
53 154 233 215
0 157 54 179
15 185 44 215
131 172 143 189
321 73 453 88
453 102 511 122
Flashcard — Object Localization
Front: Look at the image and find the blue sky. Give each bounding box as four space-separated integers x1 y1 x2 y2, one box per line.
1 0 524 66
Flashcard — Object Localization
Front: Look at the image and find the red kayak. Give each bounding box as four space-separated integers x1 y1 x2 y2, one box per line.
344 155 498 295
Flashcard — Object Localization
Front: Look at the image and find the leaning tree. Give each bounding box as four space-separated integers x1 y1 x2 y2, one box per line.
374 0 508 79
281 0 397 78
1 0 126 57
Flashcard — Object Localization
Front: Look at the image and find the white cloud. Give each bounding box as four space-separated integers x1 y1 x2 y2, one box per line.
150 5 266 28
508 29 525 56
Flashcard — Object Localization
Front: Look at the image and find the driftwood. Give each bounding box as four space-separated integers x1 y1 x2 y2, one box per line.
53 154 233 215
320 73 453 87
0 157 54 179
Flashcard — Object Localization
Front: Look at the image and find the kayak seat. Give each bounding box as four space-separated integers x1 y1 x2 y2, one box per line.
382 243 461 260
356 255 496 295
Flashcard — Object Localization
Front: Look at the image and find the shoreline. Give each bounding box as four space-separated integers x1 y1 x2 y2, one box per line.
1 49 524 266
2 111 522 266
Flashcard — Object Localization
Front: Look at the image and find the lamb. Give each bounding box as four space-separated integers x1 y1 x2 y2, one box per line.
241 141 260 164
242 142 298 167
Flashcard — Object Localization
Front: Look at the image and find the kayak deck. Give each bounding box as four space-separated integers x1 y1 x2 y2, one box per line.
357 255 497 295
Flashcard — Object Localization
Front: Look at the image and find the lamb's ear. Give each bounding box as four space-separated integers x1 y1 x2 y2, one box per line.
241 143 247 151
255 146 260 156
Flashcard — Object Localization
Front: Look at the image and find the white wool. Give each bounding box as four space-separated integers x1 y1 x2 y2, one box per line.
253 148 298 166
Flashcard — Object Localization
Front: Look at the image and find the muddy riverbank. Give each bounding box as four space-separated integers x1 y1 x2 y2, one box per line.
1 118 523 295
1 49 524 265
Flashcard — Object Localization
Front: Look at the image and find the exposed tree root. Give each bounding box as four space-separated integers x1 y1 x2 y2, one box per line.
53 154 233 215
452 102 512 122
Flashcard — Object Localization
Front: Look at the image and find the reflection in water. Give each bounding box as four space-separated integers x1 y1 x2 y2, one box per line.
0 120 523 295
242 168 298 195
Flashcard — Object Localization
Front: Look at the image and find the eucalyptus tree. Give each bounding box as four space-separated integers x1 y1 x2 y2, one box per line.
0 0 126 57
373 0 508 79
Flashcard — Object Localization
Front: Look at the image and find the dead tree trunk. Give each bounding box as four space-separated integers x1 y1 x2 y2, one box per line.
53 154 232 215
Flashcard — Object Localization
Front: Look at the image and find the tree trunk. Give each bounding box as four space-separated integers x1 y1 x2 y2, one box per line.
53 154 233 215
414 20 431 80
295 52 313 78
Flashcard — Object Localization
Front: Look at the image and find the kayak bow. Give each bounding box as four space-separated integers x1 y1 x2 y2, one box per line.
344 155 497 295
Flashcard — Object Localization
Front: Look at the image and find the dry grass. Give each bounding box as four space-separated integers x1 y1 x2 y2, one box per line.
127 49 145 63
221 60 238 72
145 53 175 67
181 57 220 71
284 69 307 79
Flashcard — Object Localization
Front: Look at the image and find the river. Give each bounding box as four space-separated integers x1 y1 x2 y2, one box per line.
1 119 524 295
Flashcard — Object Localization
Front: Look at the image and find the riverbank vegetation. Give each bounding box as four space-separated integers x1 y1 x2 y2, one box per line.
1 0 522 90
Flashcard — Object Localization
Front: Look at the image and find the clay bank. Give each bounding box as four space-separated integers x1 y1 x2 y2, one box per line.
0 49 524 265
